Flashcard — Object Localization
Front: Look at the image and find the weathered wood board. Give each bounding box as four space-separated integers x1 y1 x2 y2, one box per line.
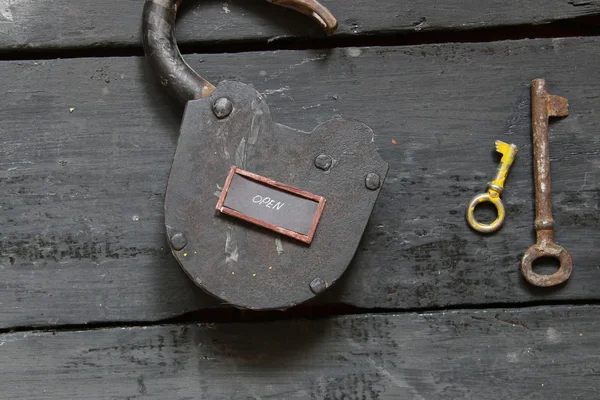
1 37 599 328
1 305 598 399
1 0 600 52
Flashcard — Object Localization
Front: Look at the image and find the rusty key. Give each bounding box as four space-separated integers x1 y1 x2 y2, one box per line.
521 79 572 287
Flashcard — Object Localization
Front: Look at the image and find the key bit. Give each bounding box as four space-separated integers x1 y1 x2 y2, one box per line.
466 140 518 233
521 79 572 287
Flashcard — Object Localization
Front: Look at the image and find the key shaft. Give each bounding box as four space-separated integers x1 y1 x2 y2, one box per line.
488 141 518 196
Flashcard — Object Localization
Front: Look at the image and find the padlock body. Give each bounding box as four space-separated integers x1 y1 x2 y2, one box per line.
165 81 388 309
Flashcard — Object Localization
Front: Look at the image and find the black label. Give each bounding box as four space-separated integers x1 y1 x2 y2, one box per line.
223 174 319 236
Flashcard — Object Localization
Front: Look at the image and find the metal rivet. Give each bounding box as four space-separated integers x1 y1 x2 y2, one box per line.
170 233 188 251
314 154 332 171
213 97 233 119
365 173 381 190
310 278 328 294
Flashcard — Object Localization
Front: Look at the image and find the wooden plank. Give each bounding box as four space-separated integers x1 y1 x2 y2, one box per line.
1 0 600 52
1 305 598 399
1 37 599 328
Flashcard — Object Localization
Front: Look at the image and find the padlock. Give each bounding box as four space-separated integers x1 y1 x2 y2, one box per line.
142 0 388 310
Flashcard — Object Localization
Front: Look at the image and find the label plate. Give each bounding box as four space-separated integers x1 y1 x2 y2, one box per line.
216 166 326 244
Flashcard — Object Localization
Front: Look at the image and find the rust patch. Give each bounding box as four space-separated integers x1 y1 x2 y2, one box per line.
521 79 572 287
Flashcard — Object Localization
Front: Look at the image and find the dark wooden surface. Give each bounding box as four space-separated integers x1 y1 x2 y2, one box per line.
1 0 600 52
1 37 599 328
2 306 599 399
0 1 599 398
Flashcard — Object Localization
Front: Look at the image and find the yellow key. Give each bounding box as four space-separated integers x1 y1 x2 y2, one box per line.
466 140 518 233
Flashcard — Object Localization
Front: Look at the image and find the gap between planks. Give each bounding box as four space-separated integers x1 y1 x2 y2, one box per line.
1 15 600 61
2 298 600 336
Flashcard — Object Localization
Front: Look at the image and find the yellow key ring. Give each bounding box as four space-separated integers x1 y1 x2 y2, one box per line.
466 192 505 233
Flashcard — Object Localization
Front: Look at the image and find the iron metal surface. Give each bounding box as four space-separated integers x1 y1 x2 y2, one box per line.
521 79 572 287
141 0 337 104
164 81 388 309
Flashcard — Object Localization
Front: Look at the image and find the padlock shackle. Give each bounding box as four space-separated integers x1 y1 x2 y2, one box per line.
142 0 338 104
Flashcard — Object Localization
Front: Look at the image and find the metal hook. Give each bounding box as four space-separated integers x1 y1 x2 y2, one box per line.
142 0 338 104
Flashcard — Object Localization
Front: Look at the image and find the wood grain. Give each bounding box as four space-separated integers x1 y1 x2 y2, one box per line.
1 37 599 328
1 305 598 399
0 0 599 52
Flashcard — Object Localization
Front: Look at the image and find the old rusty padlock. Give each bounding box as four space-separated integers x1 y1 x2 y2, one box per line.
142 0 388 310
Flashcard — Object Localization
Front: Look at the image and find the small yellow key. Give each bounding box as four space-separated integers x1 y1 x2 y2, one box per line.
466 140 518 233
